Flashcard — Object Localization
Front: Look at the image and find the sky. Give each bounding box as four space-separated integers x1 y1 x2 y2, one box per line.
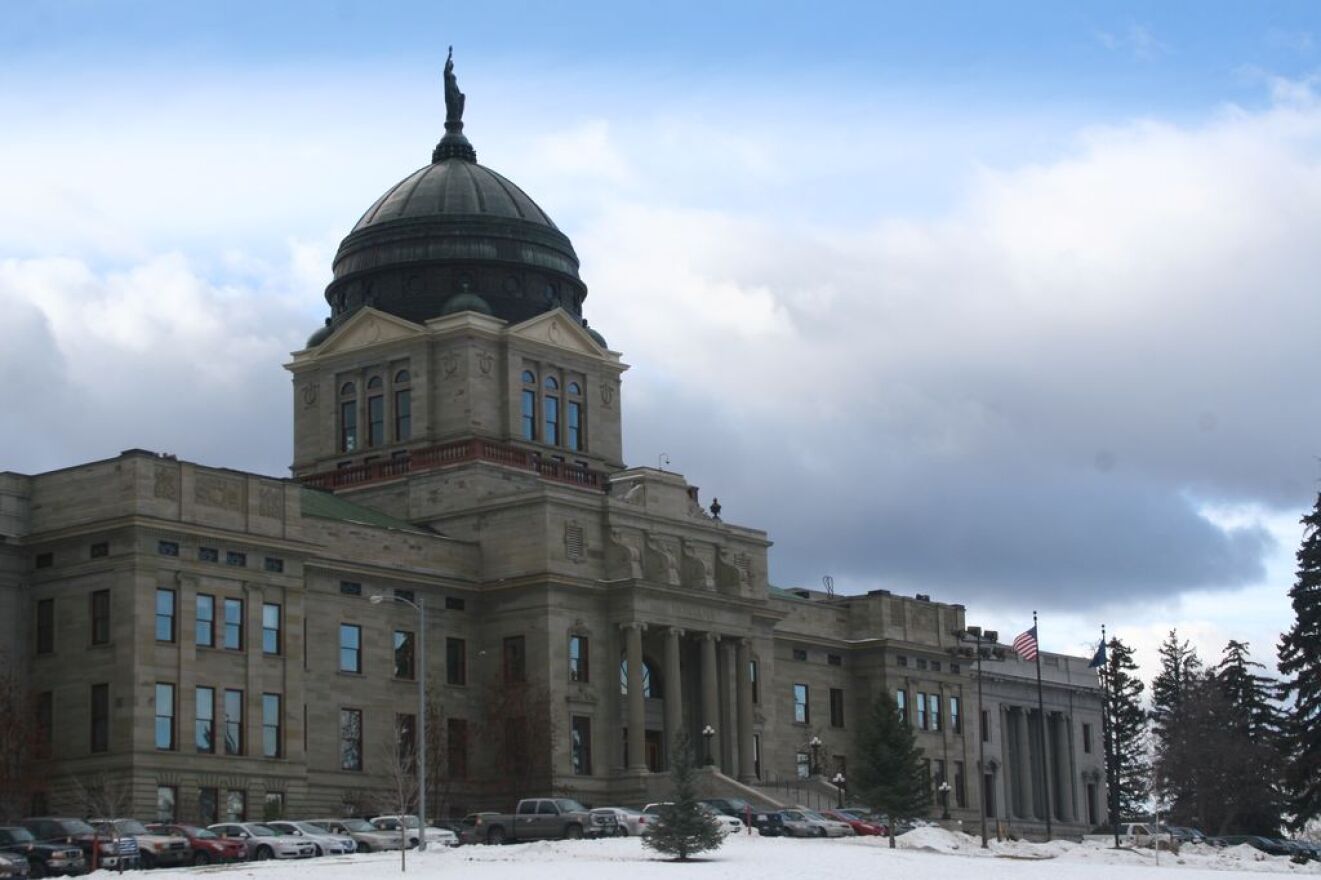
2 1 1319 684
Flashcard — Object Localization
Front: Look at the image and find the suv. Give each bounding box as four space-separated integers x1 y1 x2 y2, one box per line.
21 818 135 871
0 826 84 877
91 819 190 869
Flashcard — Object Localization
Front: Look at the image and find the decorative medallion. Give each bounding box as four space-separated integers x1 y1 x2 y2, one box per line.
600 382 614 406
441 352 459 377
194 474 242 511
302 383 318 406
153 465 179 501
477 350 494 376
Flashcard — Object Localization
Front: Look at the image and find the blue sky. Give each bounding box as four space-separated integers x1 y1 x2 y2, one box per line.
3 2 1320 677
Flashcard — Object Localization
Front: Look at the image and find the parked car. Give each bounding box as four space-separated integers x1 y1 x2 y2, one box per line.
780 808 854 838
207 822 316 860
0 825 86 877
458 800 613 845
265 821 357 855
90 819 190 869
750 811 800 837
0 852 29 879
1119 822 1178 852
1160 825 1209 846
589 808 650 837
822 809 885 836
146 823 246 865
1211 835 1293 857
306 818 405 853
699 799 754 820
368 816 458 848
643 803 743 836
21 818 135 871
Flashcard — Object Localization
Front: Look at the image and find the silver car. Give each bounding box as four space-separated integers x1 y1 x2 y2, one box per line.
307 818 405 852
781 808 855 837
369 815 458 848
265 821 356 856
207 823 316 860
589 807 651 836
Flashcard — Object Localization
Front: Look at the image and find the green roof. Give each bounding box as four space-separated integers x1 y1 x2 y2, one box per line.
300 487 433 535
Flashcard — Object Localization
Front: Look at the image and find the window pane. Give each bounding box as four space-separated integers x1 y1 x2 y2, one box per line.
155 589 175 642
544 396 560 445
368 395 384 447
223 599 243 650
341 400 357 452
196 686 215 752
521 389 536 440
567 401 581 451
155 683 175 750
224 689 243 755
340 709 362 770
262 604 281 655
394 630 415 679
196 595 214 647
263 693 281 758
395 389 411 441
340 624 361 673
447 638 466 685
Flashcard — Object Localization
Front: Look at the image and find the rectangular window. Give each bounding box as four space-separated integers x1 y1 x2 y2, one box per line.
570 715 592 775
262 603 281 655
568 634 589 682
793 683 809 724
90 683 109 753
521 389 536 440
750 659 760 704
753 733 762 779
34 552 53 569
981 709 990 743
394 630 415 679
445 596 466 611
567 400 582 451
829 687 845 728
36 598 54 654
90 541 109 558
198 787 218 824
792 648 807 662
196 686 215 753
340 581 362 596
796 751 810 779
222 598 243 650
196 594 215 647
156 588 176 642
503 635 526 683
156 785 177 822
262 693 281 758
395 389 411 441
263 792 284 822
955 760 967 808
896 689 907 725
340 708 363 771
35 691 52 758
340 400 357 452
394 588 415 603
916 692 928 730
223 689 243 755
447 718 468 779
340 624 362 673
225 551 246 567
916 657 928 670
929 693 941 732
897 654 908 667
951 696 962 734
545 394 560 445
1083 723 1093 754
158 540 179 557
368 394 384 447
933 758 946 789
827 653 843 666
224 790 246 823
199 546 219 563
155 683 176 750
447 637 467 685
263 556 284 573
91 589 111 645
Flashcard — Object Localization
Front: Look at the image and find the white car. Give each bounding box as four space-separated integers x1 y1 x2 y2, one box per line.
590 807 651 836
307 818 406 852
265 821 357 855
369 815 459 847
207 823 316 860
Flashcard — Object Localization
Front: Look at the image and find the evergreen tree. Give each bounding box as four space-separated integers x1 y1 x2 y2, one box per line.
1150 629 1202 818
1278 494 1321 829
853 691 931 849
642 731 724 861
1213 640 1284 834
1102 637 1149 819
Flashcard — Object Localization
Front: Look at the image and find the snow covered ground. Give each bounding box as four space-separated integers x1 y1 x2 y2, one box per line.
79 828 1321 880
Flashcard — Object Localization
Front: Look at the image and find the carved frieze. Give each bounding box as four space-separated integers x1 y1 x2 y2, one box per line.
194 474 242 511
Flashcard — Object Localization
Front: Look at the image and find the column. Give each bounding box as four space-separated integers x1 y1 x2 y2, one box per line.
736 639 755 782
663 627 684 767
700 632 719 766
719 639 737 770
625 622 647 771
1053 713 1071 822
1015 709 1033 819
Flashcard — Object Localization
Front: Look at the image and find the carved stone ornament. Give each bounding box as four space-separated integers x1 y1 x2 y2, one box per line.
194 474 242 511
441 352 459 377
600 382 614 406
302 383 318 406
153 465 179 501
477 350 494 376
258 486 283 519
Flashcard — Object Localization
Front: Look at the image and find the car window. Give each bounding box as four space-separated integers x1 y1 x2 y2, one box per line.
248 825 276 837
537 801 558 815
517 802 538 815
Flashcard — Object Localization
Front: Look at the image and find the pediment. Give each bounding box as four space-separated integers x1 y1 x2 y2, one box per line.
507 309 610 359
310 308 425 359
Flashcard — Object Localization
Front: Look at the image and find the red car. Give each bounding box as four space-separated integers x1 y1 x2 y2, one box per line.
823 810 887 836
146 824 247 865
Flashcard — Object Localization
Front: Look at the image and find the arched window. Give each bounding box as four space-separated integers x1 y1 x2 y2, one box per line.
367 376 383 390
366 377 384 447
544 376 560 445
340 382 356 397
521 370 537 441
619 658 661 699
394 369 410 384
566 380 584 451
567 382 581 396
393 370 411 441
544 376 559 391
339 382 357 452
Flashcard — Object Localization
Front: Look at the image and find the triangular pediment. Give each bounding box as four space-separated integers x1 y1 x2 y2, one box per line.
507 308 611 359
307 308 425 359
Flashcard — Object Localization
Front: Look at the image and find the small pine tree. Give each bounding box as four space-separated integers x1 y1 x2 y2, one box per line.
853 691 931 848
1103 637 1149 818
642 731 724 861
1278 494 1321 830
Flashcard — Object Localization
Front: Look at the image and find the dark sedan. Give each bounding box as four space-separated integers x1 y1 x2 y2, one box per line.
0 826 86 877
1212 835 1293 857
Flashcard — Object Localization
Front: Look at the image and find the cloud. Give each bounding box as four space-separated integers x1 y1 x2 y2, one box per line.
1097 24 1169 61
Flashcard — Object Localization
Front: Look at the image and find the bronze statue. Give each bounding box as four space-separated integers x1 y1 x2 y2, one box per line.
444 46 465 124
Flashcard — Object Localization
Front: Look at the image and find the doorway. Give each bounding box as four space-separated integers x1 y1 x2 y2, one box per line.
645 730 663 772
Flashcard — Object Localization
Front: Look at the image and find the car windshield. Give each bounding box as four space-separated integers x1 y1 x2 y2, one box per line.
248 825 276 837
59 820 95 835
339 819 375 832
115 820 150 835
801 811 828 821
268 825 295 835
3 829 35 843
293 823 324 835
554 799 586 813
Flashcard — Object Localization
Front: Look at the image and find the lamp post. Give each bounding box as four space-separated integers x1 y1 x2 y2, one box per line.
957 625 997 849
831 772 846 809
808 736 822 777
371 593 428 851
938 781 951 820
701 724 715 765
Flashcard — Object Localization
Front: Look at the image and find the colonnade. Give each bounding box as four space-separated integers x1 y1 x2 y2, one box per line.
1002 705 1076 823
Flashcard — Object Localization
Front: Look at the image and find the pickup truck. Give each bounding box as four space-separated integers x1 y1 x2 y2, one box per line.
461 799 616 844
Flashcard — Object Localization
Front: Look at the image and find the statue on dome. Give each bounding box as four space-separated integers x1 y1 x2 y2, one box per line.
444 46 466 124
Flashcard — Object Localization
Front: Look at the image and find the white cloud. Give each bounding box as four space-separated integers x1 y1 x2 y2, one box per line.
1097 24 1170 62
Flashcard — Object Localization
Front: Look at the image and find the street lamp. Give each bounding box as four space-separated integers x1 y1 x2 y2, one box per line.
371 592 428 851
831 772 846 809
701 724 715 765
808 736 822 777
956 625 997 849
938 781 951 820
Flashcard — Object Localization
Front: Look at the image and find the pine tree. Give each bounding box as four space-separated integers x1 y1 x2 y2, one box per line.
1103 638 1149 819
1150 629 1201 819
1278 494 1321 829
1213 640 1284 834
642 731 724 861
853 691 931 848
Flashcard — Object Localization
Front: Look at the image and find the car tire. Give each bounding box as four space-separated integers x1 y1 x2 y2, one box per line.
193 851 211 866
256 846 273 861
564 824 583 841
616 826 628 837
29 862 47 879
314 844 323 857
815 827 826 838
487 827 505 846
358 843 371 853
140 852 156 870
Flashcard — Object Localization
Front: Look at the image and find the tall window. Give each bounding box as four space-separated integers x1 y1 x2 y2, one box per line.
91 590 111 645
829 687 845 728
367 377 384 447
90 683 109 752
35 691 52 758
396 713 417 770
224 790 246 823
447 718 468 779
155 683 175 750
570 716 592 775
568 635 588 682
36 599 54 654
340 624 362 673
502 635 526 683
566 382 583 451
393 370 412 441
156 785 177 822
222 598 243 650
520 371 537 440
750 659 760 703
543 376 560 445
950 696 961 734
198 788 218 824
896 689 908 724
155 589 176 642
618 659 657 697
262 603 281 655
196 594 215 647
954 760 967 808
1083 723 1093 753
196 686 215 752
394 630 415 679
981 709 991 743
796 751 811 779
446 637 467 685
793 683 809 724
262 693 281 758
223 689 243 755
340 708 363 771
928 693 941 732
916 692 928 729
339 382 357 452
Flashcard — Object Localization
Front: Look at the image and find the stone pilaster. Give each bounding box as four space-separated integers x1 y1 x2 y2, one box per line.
663 627 684 767
623 622 647 771
736 638 755 782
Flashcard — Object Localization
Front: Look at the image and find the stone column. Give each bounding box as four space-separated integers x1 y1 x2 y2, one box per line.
1053 713 1071 822
663 627 684 767
736 638 755 782
1015 709 1033 819
624 622 647 771
700 632 720 766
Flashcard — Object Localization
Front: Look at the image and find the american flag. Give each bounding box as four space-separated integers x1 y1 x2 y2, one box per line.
1013 626 1039 661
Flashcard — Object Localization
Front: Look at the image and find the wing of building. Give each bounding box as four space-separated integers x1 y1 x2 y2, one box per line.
0 60 1105 839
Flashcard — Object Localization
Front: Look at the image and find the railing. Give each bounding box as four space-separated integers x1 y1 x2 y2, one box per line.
754 771 847 812
300 437 606 492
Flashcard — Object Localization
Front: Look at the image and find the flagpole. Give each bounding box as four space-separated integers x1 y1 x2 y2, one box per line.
1032 610 1052 840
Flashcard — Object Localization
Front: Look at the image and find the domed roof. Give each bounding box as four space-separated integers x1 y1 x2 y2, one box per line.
352 160 559 234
